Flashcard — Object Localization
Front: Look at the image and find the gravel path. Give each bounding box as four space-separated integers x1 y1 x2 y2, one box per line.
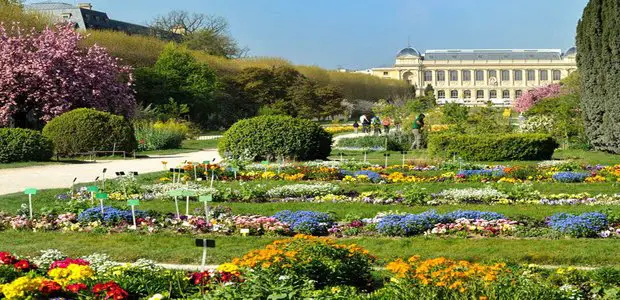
0 150 221 195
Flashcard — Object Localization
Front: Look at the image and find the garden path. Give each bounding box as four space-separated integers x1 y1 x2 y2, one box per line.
0 150 221 195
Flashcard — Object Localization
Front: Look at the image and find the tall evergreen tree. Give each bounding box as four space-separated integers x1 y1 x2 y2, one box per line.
577 0 620 153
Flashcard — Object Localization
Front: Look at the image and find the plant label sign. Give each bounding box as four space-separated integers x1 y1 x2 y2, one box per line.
95 193 108 215
24 188 37 219
240 228 250 236
199 195 213 202
196 239 216 271
127 199 140 206
168 189 182 218
127 199 140 228
87 186 99 193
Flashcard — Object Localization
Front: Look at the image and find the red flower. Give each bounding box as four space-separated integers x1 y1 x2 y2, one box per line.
39 280 62 294
0 252 16 264
13 259 33 271
190 271 210 285
66 283 88 293
50 258 90 269
92 283 105 294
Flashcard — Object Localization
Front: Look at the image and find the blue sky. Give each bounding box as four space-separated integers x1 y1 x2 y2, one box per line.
30 0 588 69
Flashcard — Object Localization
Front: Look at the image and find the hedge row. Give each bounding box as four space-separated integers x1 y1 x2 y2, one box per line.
0 128 53 163
428 133 558 161
336 135 411 151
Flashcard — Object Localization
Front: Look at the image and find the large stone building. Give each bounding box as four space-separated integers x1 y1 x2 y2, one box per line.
26 2 179 40
364 46 577 106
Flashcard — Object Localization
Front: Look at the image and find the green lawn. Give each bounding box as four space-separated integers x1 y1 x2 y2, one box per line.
3 231 619 266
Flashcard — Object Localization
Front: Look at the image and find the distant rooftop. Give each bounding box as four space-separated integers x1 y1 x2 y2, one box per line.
423 49 564 60
26 2 76 10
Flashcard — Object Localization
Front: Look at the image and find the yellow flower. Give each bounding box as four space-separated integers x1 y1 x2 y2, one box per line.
1 276 45 299
48 264 95 286
217 263 240 273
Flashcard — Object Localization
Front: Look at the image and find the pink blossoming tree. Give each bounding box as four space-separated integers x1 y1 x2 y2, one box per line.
0 23 135 128
512 83 562 113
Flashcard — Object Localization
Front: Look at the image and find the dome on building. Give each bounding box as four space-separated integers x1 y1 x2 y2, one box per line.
564 46 577 56
397 47 421 57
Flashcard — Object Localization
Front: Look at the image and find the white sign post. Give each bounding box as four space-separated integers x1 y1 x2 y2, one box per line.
24 188 37 219
127 199 140 228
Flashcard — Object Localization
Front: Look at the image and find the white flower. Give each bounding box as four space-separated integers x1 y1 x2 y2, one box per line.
148 294 164 300
278 275 290 281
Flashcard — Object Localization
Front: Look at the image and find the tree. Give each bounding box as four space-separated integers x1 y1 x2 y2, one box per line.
133 43 217 128
424 84 435 97
0 24 135 128
512 84 561 113
577 0 620 153
151 11 246 58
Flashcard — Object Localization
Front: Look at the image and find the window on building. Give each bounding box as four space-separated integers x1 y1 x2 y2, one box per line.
476 90 484 99
437 71 445 81
501 70 510 81
475 70 484 81
449 71 458 81
502 90 510 99
515 90 523 98
438 90 445 99
539 70 548 81
514 70 523 81
553 70 561 81
463 90 471 98
424 71 432 81
489 90 497 98
488 70 497 79
527 70 535 81
450 90 458 98
462 70 471 81
383 71 388 76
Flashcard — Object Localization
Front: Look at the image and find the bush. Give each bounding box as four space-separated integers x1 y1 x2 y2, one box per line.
547 212 608 237
42 108 137 156
428 133 558 161
218 115 332 161
0 128 53 163
134 120 189 151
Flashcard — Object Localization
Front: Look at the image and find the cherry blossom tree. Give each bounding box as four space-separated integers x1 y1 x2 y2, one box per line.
0 23 135 128
513 83 562 113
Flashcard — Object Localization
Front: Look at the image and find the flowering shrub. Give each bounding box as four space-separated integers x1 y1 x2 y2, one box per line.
273 211 333 235
428 218 519 236
233 215 291 236
552 172 589 183
513 83 562 113
231 234 375 288
377 210 446 236
519 115 555 133
547 212 608 237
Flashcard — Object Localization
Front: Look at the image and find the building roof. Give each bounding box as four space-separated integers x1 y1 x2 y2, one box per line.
397 47 421 57
564 46 577 56
423 49 563 60
26 2 75 10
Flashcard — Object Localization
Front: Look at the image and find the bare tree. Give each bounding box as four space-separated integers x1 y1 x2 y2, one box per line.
150 10 248 58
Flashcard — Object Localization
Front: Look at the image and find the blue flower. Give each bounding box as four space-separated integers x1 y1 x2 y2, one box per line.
273 210 334 235
444 210 505 221
457 169 505 177
376 210 446 236
547 212 608 237
78 206 147 224
353 170 382 182
552 172 588 183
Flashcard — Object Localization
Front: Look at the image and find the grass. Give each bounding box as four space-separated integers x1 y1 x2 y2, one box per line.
138 139 219 155
3 231 619 266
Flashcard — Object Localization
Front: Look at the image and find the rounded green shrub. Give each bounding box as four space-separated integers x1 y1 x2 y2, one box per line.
0 128 53 163
428 133 558 161
42 108 137 156
218 115 332 161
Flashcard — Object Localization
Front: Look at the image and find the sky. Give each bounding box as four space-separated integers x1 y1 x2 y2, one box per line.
27 0 589 69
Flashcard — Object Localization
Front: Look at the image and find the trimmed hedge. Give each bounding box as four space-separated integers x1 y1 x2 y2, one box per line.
42 108 137 156
428 133 558 161
0 128 53 163
218 115 332 161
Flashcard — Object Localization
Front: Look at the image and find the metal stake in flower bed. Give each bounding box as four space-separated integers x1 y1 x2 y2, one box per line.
400 151 408 167
199 194 213 223
168 189 183 218
70 177 77 197
127 199 140 228
195 239 215 272
23 188 37 219
87 186 99 205
96 192 108 216
102 168 107 191
383 153 391 168
338 152 344 162
183 190 197 216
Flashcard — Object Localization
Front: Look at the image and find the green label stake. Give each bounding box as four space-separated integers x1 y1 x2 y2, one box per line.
24 188 37 219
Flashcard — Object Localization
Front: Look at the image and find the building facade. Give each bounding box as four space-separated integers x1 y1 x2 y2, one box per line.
26 2 179 40
366 47 577 106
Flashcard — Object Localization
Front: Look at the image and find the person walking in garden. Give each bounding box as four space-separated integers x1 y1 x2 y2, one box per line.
382 116 392 134
360 114 369 133
372 116 382 135
411 113 425 149
353 121 359 134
